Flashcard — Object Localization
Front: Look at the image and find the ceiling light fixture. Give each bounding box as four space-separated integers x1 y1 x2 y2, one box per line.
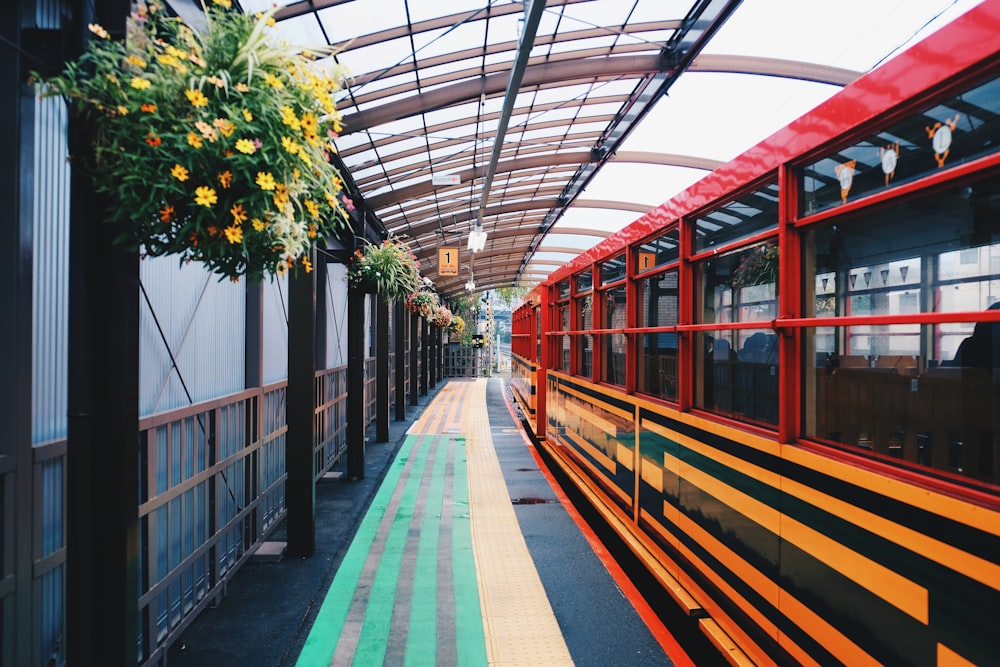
467 224 487 252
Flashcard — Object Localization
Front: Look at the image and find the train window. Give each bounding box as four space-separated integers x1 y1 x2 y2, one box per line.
600 255 626 285
557 280 570 301
600 284 627 386
637 270 678 400
803 74 1000 215
575 269 593 294
693 182 779 252
577 293 593 378
554 282 570 372
635 228 679 274
695 242 779 426
803 174 1000 486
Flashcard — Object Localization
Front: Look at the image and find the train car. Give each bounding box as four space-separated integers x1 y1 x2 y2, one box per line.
510 2 1000 665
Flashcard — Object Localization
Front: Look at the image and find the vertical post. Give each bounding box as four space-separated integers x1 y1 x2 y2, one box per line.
347 287 366 479
66 129 140 667
394 301 406 420
286 252 316 557
420 316 429 396
409 310 419 406
375 296 389 442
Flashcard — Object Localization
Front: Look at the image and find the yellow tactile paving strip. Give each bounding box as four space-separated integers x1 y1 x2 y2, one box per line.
411 379 574 667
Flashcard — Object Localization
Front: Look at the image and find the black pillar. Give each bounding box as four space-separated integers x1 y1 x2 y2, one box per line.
394 301 406 420
346 287 366 479
375 296 389 443
420 316 429 396
409 310 419 406
286 253 317 557
66 126 140 667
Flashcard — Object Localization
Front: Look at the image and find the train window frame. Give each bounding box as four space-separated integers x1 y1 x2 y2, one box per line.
597 255 627 387
574 268 594 380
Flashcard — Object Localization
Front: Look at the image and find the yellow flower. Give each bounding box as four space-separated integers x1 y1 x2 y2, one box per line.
130 78 151 90
255 172 276 191
281 136 300 155
218 171 233 189
194 186 218 207
302 256 313 273
252 218 266 232
305 200 320 219
307 223 317 239
213 118 236 137
88 23 110 39
300 112 319 133
224 224 243 244
264 73 284 89
242 108 253 122
127 55 147 68
213 0 232 7
206 76 226 88
116 105 129 116
235 138 255 154
185 89 208 107
230 203 248 224
171 164 190 182
235 82 250 93
187 132 203 148
279 106 300 130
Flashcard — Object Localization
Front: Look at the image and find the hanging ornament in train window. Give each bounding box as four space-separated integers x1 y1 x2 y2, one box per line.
835 160 856 204
926 114 961 167
880 141 899 186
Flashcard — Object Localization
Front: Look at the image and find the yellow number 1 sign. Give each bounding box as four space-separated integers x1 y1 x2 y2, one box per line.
438 247 459 276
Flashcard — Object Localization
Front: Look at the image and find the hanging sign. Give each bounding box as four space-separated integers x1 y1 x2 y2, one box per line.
438 247 459 276
638 252 657 272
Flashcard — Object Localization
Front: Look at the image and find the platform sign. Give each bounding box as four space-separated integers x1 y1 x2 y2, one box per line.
638 252 657 272
438 247 459 276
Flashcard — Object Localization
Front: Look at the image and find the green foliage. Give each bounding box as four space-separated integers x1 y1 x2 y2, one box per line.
494 286 528 307
733 243 779 288
35 1 352 281
346 237 421 301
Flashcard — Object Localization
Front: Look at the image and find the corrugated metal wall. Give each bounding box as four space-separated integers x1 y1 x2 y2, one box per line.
263 274 289 384
31 95 70 445
139 256 246 416
326 264 348 369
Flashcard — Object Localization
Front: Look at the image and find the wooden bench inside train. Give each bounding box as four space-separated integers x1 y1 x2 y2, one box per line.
815 355 999 482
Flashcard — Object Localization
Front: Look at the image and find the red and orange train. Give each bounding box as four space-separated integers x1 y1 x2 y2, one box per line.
511 2 1000 665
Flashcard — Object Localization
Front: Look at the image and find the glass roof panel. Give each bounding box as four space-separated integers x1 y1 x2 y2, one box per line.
244 0 989 297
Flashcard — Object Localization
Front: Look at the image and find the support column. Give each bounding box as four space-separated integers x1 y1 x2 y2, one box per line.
409 311 419 406
346 287 366 479
66 122 140 667
394 301 406 420
420 316 429 396
375 296 389 442
286 251 317 557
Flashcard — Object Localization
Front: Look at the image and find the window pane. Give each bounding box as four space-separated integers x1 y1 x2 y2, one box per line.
803 74 1000 215
578 295 592 377
694 182 779 252
804 174 1000 486
637 270 678 400
698 242 778 326
575 270 592 293
600 255 626 286
697 328 779 426
635 228 679 274
600 285 626 386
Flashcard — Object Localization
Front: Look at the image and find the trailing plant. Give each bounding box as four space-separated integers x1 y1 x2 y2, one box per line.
405 290 439 318
732 242 779 289
35 0 352 281
346 236 421 301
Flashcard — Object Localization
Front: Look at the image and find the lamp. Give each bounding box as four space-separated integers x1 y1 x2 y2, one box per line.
467 223 487 252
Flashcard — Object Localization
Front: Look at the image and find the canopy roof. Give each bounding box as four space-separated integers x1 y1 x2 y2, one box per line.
223 0 982 297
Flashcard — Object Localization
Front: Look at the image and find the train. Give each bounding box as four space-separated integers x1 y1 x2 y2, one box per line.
510 2 1000 665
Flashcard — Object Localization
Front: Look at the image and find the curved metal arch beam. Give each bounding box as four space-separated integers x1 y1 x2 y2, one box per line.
345 21 683 88
390 197 648 240
340 54 859 135
367 151 720 210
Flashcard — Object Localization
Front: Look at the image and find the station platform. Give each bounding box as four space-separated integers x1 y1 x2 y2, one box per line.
169 378 688 666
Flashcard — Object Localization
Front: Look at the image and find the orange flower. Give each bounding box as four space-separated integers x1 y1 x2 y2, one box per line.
159 204 175 222
145 132 161 147
217 170 233 189
140 103 157 113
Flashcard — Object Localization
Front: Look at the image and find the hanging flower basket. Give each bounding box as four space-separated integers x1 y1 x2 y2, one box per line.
346 236 421 301
430 304 453 328
447 314 466 336
35 0 353 281
405 290 438 319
